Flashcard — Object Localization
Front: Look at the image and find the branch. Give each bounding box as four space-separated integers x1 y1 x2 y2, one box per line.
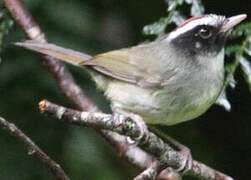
0 117 70 180
3 0 157 177
39 99 143 138
40 99 234 180
3 1 236 179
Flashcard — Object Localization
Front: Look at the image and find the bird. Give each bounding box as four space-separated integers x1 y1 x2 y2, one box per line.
15 14 246 126
15 13 247 172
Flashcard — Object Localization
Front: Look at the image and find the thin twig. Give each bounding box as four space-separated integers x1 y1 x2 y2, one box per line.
40 99 234 180
0 117 70 180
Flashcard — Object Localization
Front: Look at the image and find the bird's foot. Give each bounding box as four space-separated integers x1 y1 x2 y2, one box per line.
115 108 148 144
176 145 193 173
149 129 193 173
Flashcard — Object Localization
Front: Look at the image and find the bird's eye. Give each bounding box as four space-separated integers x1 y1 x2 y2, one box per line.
198 28 212 39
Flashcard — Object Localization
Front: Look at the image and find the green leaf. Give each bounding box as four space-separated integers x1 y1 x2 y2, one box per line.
143 0 183 37
229 75 237 89
143 0 206 38
177 0 184 5
245 36 251 56
240 56 251 92
184 0 205 16
170 11 186 25
225 45 241 56
230 23 251 38
167 0 179 11
142 17 168 37
215 91 231 111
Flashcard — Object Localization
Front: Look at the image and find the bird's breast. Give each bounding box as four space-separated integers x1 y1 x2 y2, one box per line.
104 59 224 125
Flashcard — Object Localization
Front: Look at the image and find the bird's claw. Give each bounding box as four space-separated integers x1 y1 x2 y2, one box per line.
115 108 148 144
131 114 148 143
176 146 193 173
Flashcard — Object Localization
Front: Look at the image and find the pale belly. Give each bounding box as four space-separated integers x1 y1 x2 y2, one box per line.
104 79 222 125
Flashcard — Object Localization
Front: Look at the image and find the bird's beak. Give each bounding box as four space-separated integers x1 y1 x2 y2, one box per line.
220 14 247 33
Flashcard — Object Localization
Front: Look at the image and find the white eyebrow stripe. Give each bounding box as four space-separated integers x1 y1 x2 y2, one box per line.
168 15 225 40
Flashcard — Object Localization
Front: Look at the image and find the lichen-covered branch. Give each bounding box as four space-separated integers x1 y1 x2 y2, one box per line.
40 99 234 180
0 117 70 180
39 99 142 138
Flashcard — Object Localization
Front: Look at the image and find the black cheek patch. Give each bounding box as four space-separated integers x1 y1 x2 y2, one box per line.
213 34 226 53
171 33 200 58
171 29 226 58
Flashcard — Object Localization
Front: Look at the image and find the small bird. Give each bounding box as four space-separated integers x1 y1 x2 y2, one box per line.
16 14 246 126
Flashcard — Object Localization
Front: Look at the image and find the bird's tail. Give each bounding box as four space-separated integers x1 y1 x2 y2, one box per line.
15 40 92 66
15 40 109 90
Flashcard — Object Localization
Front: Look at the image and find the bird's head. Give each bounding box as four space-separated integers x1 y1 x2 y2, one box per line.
167 14 247 57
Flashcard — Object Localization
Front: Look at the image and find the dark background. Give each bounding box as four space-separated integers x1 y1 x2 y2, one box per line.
0 0 250 179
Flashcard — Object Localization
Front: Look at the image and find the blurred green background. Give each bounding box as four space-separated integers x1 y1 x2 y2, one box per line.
0 0 250 179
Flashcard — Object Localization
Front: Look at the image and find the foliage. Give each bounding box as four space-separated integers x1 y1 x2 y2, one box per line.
226 23 251 92
218 23 251 110
143 0 204 37
143 0 251 111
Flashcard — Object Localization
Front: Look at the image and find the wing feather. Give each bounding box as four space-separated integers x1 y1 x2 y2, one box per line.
16 40 175 88
83 49 163 87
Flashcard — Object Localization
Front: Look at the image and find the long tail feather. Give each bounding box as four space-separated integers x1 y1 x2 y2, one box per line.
15 40 92 66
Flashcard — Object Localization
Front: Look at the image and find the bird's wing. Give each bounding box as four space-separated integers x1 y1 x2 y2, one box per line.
83 49 166 88
15 40 175 88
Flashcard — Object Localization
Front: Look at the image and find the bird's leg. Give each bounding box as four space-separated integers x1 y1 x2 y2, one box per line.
163 134 193 173
111 106 148 144
149 126 193 173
